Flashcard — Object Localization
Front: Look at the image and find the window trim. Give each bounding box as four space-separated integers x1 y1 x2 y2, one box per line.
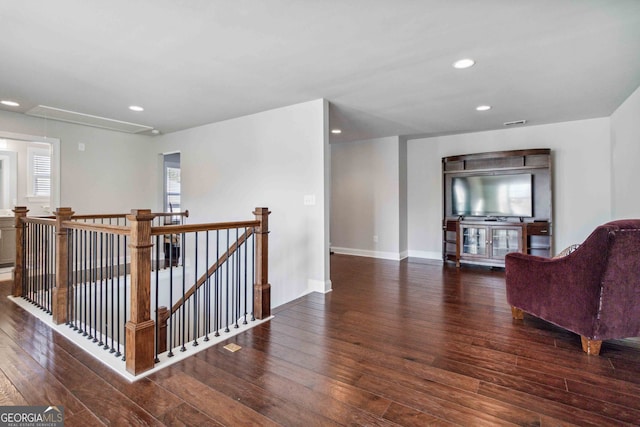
0 131 59 211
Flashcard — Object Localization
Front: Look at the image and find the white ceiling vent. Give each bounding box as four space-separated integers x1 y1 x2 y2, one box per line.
503 119 527 126
26 105 153 133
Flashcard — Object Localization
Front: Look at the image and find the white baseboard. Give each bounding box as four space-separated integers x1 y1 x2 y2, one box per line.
331 247 403 261
330 247 443 262
307 279 332 294
407 250 442 260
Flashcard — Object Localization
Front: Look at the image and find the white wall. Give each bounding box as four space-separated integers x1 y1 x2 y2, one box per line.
0 110 155 214
406 137 440 259
611 85 640 218
398 138 408 257
407 118 612 258
330 136 403 259
153 99 330 308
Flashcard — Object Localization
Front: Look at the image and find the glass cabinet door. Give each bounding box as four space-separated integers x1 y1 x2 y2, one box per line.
491 228 521 258
462 227 487 256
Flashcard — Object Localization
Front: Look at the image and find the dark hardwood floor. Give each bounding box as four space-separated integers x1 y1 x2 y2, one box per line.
1 254 640 426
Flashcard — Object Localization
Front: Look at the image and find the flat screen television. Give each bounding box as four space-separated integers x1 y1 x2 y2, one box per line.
452 173 533 218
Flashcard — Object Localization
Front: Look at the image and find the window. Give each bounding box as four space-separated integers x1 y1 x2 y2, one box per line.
163 153 181 223
166 166 181 212
28 146 51 198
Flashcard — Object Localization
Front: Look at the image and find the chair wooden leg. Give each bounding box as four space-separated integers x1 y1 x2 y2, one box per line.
511 307 524 320
581 336 602 355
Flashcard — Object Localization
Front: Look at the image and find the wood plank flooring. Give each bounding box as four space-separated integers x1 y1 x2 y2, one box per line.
1 254 640 426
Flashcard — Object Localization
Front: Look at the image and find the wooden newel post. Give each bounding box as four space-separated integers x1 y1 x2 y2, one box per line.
125 209 156 375
12 207 29 297
52 207 74 324
253 207 271 319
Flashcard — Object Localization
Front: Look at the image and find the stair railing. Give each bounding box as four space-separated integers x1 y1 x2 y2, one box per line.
155 224 256 356
12 206 269 376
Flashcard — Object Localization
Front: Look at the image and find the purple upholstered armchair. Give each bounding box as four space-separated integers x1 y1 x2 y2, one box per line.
505 220 640 355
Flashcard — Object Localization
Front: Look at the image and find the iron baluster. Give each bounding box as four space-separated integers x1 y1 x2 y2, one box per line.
214 230 220 337
82 229 88 336
251 228 255 321
115 234 121 356
109 233 115 353
243 227 248 325
204 231 210 342
180 232 186 352
121 235 127 361
192 232 199 347
154 234 160 363
168 233 174 357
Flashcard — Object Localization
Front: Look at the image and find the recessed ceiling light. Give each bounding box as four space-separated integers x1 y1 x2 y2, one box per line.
129 105 144 112
476 105 492 111
331 129 342 134
1 100 20 107
453 58 475 69
151 129 160 135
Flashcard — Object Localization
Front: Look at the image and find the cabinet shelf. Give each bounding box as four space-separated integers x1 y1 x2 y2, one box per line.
443 219 552 267
442 164 549 174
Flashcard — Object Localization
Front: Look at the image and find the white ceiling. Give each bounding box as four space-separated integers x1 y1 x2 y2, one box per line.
1 0 639 143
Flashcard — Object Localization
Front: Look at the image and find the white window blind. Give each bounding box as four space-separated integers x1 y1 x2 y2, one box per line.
28 147 51 198
166 166 180 212
33 153 51 196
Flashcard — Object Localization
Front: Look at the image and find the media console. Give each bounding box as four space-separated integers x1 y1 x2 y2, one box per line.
442 149 553 268
443 219 551 267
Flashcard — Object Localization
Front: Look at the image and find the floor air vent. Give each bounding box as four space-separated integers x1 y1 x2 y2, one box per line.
504 119 527 126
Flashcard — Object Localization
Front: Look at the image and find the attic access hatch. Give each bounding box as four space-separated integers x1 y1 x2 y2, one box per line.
26 105 154 133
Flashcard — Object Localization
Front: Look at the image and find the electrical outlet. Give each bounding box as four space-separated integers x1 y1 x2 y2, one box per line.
373 235 378 243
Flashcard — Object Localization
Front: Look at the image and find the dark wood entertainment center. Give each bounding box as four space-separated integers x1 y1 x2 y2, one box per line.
442 149 552 268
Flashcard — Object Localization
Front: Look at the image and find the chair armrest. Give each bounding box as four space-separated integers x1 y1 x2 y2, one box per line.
505 251 606 336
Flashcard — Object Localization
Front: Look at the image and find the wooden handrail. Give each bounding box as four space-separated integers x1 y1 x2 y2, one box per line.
21 217 56 226
49 219 258 236
60 221 131 235
153 210 189 219
70 213 128 220
70 210 189 221
150 220 260 235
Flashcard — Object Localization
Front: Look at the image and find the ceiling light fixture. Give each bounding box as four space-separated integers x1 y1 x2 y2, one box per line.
129 105 144 112
476 105 491 111
331 129 342 134
453 58 475 69
1 100 20 107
